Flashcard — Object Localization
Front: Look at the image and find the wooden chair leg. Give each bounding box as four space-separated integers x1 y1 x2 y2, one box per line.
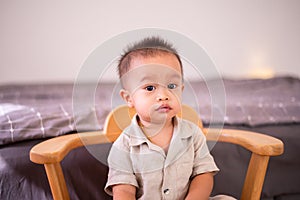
241 153 270 200
44 163 70 200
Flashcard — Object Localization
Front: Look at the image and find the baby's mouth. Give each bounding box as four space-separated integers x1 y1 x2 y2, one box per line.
155 104 172 112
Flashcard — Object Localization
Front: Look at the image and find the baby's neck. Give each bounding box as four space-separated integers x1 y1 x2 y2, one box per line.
139 118 174 149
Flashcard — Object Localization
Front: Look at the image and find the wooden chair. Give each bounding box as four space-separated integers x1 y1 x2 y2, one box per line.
30 104 284 200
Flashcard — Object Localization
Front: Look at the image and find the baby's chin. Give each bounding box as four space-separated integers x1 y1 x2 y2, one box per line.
147 114 176 124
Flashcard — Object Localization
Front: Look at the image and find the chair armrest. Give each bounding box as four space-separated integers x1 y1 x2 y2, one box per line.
30 131 110 164
30 128 284 165
205 128 284 156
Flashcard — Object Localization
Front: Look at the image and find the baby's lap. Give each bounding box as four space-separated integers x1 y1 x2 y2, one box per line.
210 195 237 200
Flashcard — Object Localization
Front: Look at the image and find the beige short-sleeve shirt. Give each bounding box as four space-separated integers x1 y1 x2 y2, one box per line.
105 115 219 200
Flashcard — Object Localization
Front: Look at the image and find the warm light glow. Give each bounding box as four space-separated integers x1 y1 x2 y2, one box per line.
247 51 274 79
248 67 275 79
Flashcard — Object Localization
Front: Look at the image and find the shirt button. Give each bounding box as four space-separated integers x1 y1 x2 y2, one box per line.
163 188 170 194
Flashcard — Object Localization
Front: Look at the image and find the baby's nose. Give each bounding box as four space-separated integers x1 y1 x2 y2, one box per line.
156 96 169 101
156 88 169 101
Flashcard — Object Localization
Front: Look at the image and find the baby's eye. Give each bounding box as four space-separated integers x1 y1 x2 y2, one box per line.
145 85 156 91
168 83 177 89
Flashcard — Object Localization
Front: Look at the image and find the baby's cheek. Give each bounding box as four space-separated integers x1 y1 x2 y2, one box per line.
171 90 182 101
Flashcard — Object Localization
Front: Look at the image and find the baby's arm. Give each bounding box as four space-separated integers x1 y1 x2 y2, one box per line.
185 172 214 200
112 184 136 200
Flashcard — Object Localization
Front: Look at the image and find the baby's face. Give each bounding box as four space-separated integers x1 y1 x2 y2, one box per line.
120 54 183 125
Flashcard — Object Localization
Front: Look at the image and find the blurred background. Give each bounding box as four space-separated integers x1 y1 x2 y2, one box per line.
0 0 299 84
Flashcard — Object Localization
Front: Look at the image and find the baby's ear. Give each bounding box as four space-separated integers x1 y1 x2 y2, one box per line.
119 89 134 108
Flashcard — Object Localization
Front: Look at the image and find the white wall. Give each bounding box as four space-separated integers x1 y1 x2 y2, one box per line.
0 0 299 84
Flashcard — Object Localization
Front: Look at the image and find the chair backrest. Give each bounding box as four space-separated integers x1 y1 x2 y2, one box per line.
103 104 204 142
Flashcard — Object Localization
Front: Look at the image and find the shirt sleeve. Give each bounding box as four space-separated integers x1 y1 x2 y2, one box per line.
192 126 219 177
104 135 139 196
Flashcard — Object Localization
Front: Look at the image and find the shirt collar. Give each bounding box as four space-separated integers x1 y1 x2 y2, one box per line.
126 114 148 146
126 114 192 147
